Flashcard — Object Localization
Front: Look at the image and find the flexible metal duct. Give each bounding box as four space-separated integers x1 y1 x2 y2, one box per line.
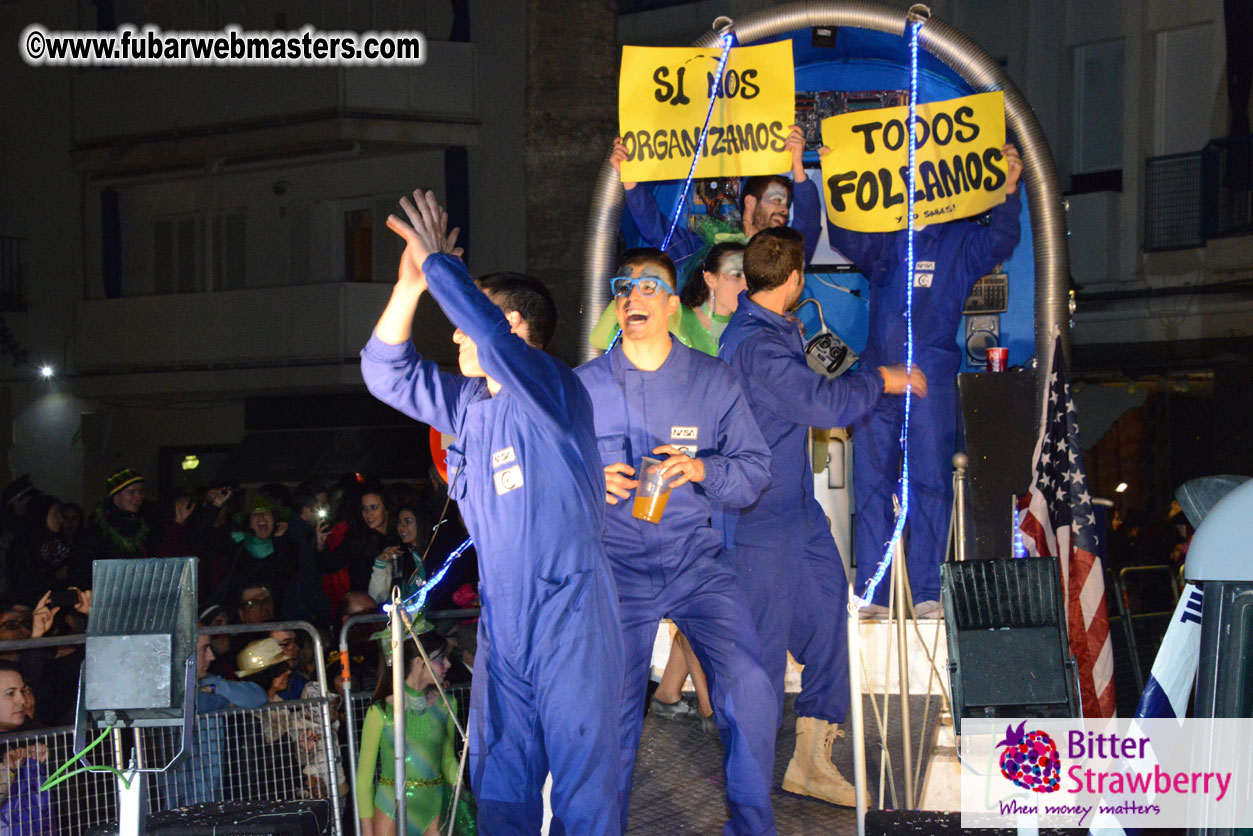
580 1 1068 372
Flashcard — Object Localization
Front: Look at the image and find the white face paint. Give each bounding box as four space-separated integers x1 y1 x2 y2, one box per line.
749 182 791 230
705 251 747 315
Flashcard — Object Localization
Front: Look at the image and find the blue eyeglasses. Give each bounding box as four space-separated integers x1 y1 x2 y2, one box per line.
609 274 676 298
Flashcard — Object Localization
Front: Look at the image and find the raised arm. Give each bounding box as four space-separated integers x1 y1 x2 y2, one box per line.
613 138 706 277
956 144 1024 282
388 190 578 430
785 125 822 265
360 193 471 434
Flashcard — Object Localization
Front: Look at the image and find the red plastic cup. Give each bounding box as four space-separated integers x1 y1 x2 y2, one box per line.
986 347 1008 373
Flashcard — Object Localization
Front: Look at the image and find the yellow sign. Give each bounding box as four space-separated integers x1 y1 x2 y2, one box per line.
618 41 795 183
820 91 1007 232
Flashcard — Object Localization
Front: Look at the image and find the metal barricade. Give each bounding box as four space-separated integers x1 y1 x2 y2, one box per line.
1107 565 1183 703
0 620 343 836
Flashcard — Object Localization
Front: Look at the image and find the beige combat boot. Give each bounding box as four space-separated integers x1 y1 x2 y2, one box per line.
781 715 868 807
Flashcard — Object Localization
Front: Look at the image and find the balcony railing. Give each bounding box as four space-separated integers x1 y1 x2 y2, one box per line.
1144 135 1253 251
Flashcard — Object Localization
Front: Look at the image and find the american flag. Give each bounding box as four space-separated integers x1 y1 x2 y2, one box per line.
1017 331 1117 718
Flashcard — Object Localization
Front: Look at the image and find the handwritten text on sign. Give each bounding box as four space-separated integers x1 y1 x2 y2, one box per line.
618 41 794 182
820 91 1007 232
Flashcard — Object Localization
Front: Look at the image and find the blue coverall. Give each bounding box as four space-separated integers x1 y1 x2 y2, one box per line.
719 294 885 724
575 341 778 836
624 177 824 276
361 254 625 836
827 192 1022 605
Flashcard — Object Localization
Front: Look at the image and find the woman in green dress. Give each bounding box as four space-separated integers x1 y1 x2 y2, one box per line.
679 241 747 350
355 631 459 836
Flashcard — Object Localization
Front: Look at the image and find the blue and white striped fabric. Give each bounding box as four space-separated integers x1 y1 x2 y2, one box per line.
1088 582 1204 836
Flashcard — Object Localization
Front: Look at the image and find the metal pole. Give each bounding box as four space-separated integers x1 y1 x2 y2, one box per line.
342 669 361 836
893 537 914 809
391 603 407 829
115 729 146 836
848 591 867 836
308 630 343 836
952 452 969 562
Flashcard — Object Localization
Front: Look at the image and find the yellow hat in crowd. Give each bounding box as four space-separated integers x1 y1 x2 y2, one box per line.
236 638 287 677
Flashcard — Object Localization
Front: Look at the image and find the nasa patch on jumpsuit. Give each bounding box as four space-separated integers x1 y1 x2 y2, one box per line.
492 446 524 495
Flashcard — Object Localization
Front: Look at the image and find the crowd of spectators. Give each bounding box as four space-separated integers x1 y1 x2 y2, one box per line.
0 468 480 830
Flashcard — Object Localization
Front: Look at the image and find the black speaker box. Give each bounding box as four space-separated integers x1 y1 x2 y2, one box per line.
88 801 330 836
942 557 1079 732
958 369 1038 561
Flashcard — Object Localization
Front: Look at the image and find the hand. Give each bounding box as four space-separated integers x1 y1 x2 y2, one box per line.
1003 143 1023 194
29 744 46 764
378 546 402 563
610 137 637 191
784 125 807 181
207 486 232 508
73 588 91 616
879 365 928 397
387 189 463 279
31 592 59 639
315 520 330 551
173 497 196 525
603 462 638 506
274 521 288 539
5 748 27 770
651 445 706 488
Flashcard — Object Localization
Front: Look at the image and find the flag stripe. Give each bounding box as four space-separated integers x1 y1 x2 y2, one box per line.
1018 330 1116 718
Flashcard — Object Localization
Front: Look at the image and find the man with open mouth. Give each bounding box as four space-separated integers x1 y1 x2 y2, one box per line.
576 247 779 836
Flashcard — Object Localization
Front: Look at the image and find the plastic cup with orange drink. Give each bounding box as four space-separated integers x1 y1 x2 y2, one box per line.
632 456 673 524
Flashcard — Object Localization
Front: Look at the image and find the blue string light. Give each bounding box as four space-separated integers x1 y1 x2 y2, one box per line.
661 31 736 252
858 19 921 607
1012 501 1028 558
384 536 474 615
605 30 735 355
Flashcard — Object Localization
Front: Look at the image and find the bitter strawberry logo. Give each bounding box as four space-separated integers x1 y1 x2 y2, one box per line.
997 721 1061 793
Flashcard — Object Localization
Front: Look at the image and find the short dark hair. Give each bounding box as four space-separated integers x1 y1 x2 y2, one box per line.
679 242 745 309
336 590 377 625
616 247 677 292
739 175 793 217
744 227 804 294
475 273 558 350
292 481 326 514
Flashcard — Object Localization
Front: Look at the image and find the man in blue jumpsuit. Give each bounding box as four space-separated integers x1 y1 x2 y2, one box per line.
827 144 1023 613
719 227 924 806
360 189 625 835
611 126 823 274
575 247 778 836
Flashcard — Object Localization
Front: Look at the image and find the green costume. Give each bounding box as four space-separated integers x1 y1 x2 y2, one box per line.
355 687 459 834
